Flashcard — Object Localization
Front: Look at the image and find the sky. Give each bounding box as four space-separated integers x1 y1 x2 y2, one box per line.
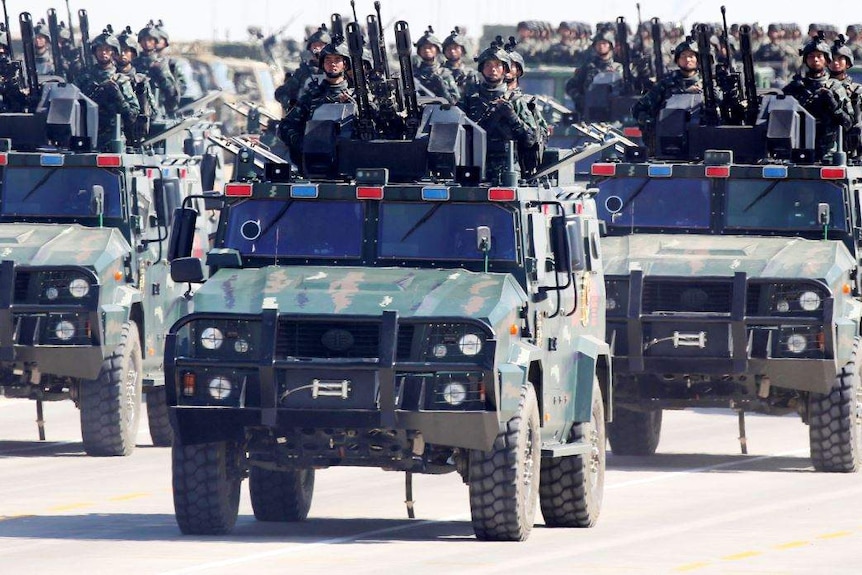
2 0 856 43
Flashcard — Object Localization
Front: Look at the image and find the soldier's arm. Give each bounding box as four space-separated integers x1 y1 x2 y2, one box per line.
117 77 141 122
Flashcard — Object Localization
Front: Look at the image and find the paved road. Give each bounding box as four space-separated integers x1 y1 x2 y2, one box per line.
1 396 861 574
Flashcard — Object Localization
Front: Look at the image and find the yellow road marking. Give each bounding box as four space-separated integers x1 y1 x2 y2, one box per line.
674 562 711 572
108 492 149 502
817 531 852 540
773 541 809 550
47 502 94 512
722 551 763 561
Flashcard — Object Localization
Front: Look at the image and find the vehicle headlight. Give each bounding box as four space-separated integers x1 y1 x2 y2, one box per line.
457 333 482 356
234 339 249 353
786 334 808 354
200 327 224 350
441 382 467 406
45 286 59 300
432 344 447 358
606 297 618 311
55 320 75 341
799 291 821 311
208 376 232 400
69 278 90 298
775 299 790 313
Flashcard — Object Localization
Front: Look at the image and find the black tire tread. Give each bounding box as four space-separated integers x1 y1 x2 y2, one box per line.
249 467 315 522
607 407 662 456
172 441 241 535
146 387 174 447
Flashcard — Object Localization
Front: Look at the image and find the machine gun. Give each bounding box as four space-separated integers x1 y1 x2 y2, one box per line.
366 3 409 138
695 25 720 126
712 6 745 124
395 20 421 130
651 18 664 80
616 17 635 95
77 8 92 71
346 20 376 141
739 24 759 126
47 8 63 77
18 12 41 110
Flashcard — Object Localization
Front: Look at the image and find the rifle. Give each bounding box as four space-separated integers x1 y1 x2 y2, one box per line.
616 17 634 95
651 17 664 80
2 0 12 58
739 24 759 126
19 12 40 109
77 8 91 70
394 20 420 129
65 0 75 47
695 25 720 126
346 21 376 140
47 8 62 76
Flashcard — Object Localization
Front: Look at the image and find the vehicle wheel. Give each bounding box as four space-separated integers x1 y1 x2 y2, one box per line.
249 466 315 521
146 387 174 447
172 440 242 535
809 337 862 472
607 407 662 456
79 321 142 456
468 383 541 541
540 377 605 527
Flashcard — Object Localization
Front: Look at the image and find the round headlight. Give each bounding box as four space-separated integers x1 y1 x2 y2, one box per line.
55 320 76 341
200 327 224 350
208 376 232 400
69 278 90 298
234 339 249 353
457 333 482 356
441 382 467 406
799 291 821 311
606 298 618 311
45 286 59 300
432 344 448 358
775 299 790 313
786 334 808 354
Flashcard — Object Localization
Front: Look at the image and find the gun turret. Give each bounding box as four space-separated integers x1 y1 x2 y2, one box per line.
47 8 62 76
695 25 720 126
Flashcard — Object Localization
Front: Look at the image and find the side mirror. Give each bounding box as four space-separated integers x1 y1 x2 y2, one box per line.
818 203 831 226
90 184 104 218
549 215 571 273
167 207 198 261
200 151 218 192
170 257 205 284
566 216 587 271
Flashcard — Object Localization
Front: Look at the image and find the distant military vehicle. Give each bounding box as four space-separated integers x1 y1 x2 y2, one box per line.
162 12 611 541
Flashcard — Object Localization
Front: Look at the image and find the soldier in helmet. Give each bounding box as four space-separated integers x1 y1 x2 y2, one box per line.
631 38 704 131
153 20 187 100
829 36 862 158
134 21 180 116
33 19 54 75
565 29 623 120
275 24 330 111
75 30 141 150
278 41 354 168
504 41 548 175
414 27 460 104
56 21 83 82
783 33 854 158
0 24 27 113
442 27 477 100
459 40 537 181
116 26 158 140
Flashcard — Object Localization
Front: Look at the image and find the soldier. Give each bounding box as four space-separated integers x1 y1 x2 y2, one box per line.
134 21 180 116
75 30 141 150
504 45 548 175
845 25 862 64
544 21 579 66
783 33 854 159
0 25 27 113
414 27 460 104
565 30 623 121
459 40 537 181
631 38 704 131
33 19 54 76
56 22 83 82
753 24 795 82
829 36 862 157
153 21 187 100
116 26 158 141
442 28 478 100
275 24 330 111
277 41 354 167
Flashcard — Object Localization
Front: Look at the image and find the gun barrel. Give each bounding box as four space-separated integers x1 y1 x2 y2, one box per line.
616 16 633 95
47 9 63 76
78 8 92 69
394 20 419 120
346 21 375 138
19 12 40 107
739 24 758 125
696 24 719 125
651 17 664 79
330 13 343 42
2 0 13 59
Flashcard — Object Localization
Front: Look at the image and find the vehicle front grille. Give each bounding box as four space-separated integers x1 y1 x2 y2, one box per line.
275 319 414 360
642 280 733 313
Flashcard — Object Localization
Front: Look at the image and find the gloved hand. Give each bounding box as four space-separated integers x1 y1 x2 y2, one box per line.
815 88 840 113
494 99 519 124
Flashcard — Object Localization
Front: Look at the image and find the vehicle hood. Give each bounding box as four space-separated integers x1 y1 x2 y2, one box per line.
194 266 527 324
603 235 854 283
0 223 130 271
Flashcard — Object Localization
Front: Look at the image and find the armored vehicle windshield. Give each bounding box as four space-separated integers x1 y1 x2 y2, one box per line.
2 166 123 218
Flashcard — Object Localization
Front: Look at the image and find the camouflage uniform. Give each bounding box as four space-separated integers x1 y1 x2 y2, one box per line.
33 21 54 76
134 23 180 116
275 25 330 110
830 39 862 157
414 28 460 104
76 44 141 149
116 27 157 141
566 55 624 119
442 28 479 100
631 70 703 128
784 36 854 158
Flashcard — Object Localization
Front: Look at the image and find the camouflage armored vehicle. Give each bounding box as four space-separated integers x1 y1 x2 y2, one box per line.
592 24 861 472
163 15 610 541
0 13 219 456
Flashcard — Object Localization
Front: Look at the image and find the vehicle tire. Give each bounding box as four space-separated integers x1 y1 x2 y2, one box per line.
468 383 541 541
540 377 605 527
172 440 242 535
146 387 174 447
79 321 142 457
249 466 315 522
809 337 862 472
607 407 662 456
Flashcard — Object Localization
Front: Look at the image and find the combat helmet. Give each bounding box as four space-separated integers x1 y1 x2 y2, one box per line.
137 20 159 44
33 19 51 41
832 35 854 67
317 40 351 72
673 37 699 61
592 29 615 48
117 25 141 55
443 27 468 56
305 23 332 52
475 36 511 72
415 26 443 52
91 28 122 53
0 23 8 50
154 20 170 46
504 36 525 77
800 32 832 61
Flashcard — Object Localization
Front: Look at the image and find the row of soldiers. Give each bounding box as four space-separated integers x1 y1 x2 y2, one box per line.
0 17 186 149
277 29 549 182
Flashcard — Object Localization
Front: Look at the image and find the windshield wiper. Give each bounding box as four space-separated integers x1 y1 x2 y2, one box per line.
742 181 781 212
19 169 58 202
400 203 443 241
258 200 294 238
617 178 652 213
